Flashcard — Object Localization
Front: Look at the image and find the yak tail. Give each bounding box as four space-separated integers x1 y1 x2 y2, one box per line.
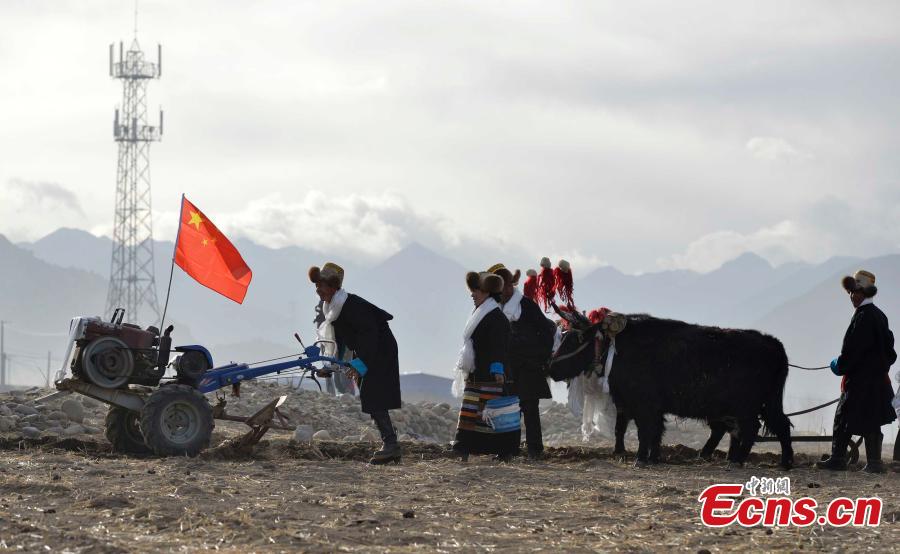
760 347 793 437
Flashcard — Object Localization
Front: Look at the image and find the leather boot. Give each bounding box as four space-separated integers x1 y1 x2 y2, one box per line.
816 432 850 471
862 432 885 474
369 411 401 465
370 442 402 465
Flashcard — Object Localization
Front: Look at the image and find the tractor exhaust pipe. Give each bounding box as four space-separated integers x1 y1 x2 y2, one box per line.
156 325 174 373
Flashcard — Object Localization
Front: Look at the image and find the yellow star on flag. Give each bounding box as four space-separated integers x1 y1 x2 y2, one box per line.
188 211 204 231
202 238 209 247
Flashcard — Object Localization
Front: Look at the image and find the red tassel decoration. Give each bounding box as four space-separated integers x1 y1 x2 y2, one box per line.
587 307 610 325
522 269 538 301
537 257 556 311
554 259 574 308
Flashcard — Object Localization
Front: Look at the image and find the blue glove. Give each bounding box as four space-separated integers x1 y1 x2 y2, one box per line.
830 358 840 376
490 362 505 376
349 358 368 377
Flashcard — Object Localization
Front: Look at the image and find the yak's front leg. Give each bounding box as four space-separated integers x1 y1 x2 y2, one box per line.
699 420 728 460
614 408 629 455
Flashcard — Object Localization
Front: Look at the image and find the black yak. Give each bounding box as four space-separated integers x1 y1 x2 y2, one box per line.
550 310 793 469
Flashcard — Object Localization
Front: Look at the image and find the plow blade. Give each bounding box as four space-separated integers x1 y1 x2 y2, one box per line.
212 395 291 448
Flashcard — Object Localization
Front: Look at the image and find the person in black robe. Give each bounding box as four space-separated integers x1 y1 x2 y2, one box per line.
817 270 897 473
489 263 554 459
451 271 519 461
309 262 402 464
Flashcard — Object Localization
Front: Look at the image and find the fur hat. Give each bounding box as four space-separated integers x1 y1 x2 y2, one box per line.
526 268 537 277
308 262 344 289
487 263 521 287
466 271 504 294
842 270 877 297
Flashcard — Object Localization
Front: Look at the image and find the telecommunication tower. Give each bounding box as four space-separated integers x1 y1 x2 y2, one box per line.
105 38 164 324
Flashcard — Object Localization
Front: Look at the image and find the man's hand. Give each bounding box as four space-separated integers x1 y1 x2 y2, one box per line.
494 373 505 385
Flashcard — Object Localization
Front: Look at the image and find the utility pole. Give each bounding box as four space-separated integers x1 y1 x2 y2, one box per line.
0 320 5 387
46 351 52 388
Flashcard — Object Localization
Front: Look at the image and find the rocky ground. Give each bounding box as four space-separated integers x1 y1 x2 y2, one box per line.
0 383 897 552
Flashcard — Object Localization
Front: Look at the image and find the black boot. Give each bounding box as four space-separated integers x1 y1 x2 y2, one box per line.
816 432 850 471
369 411 401 465
862 432 885 474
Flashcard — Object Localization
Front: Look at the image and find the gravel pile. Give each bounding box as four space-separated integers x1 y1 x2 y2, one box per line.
2 382 713 449
0 387 107 439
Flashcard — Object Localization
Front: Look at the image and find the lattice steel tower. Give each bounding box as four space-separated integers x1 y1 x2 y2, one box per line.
105 39 164 324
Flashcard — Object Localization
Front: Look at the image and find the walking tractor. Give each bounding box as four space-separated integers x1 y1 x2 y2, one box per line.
51 309 351 456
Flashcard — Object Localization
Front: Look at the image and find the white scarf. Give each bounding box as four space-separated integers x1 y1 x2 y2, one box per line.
317 288 349 357
451 297 499 398
501 288 523 322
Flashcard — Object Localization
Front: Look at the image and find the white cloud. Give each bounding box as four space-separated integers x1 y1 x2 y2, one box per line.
746 136 809 163
0 179 86 242
658 195 900 272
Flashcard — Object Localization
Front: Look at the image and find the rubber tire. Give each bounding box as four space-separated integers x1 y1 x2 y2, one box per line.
175 350 210 385
140 384 213 457
105 406 151 455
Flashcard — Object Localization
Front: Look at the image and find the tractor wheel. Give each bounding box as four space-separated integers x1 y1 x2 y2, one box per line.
175 350 210 386
140 385 213 457
80 337 134 388
105 406 151 455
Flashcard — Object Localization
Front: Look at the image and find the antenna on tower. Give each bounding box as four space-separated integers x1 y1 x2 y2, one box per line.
106 30 164 325
133 0 139 39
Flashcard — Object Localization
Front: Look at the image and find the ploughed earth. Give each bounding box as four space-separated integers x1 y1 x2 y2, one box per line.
0 384 897 552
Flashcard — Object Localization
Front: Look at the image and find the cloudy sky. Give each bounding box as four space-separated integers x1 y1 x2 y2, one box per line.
1 0 899 273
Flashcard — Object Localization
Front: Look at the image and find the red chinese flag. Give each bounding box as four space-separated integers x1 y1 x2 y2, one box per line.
174 196 252 304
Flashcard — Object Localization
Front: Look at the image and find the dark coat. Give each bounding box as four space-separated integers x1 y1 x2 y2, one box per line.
468 307 510 383
332 294 401 414
834 303 897 434
507 296 553 400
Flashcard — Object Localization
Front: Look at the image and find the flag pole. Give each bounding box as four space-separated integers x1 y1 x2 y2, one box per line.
159 194 185 334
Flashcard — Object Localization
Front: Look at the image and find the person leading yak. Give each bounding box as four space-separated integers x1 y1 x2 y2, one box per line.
818 270 897 473
309 262 402 464
489 263 555 459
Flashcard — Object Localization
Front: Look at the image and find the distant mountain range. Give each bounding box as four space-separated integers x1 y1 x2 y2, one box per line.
5 227 900 431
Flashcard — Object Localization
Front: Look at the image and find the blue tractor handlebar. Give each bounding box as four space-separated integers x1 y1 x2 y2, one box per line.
195 344 350 394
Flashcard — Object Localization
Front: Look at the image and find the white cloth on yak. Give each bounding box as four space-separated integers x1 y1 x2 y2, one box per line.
451 297 500 398
316 288 349 357
567 340 618 442
501 287 523 322
568 372 617 442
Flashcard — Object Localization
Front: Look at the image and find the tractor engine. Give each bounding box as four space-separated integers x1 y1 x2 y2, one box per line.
68 309 172 388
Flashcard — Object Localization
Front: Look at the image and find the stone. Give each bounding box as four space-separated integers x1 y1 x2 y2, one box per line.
293 424 314 442
61 399 85 423
43 427 64 436
21 426 41 439
80 397 101 409
0 404 12 416
360 427 381 442
81 425 101 435
10 390 26 399
62 424 85 436
47 411 68 421
20 413 42 423
0 418 15 432
312 430 331 441
14 404 38 416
